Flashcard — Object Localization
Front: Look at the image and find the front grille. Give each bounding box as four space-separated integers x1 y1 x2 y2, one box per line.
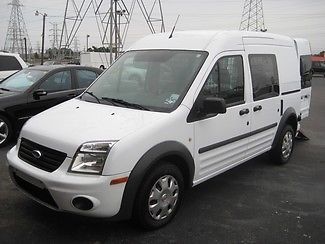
10 168 58 209
18 138 67 172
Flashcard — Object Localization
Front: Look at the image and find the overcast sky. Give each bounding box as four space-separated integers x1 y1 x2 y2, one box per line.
0 0 324 54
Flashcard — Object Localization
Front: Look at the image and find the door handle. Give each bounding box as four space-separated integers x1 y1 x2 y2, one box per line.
253 105 262 112
239 108 249 116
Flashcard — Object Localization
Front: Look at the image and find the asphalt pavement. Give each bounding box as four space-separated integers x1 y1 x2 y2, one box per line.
0 77 324 244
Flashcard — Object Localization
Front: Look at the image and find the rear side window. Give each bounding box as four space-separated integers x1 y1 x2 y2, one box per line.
40 70 72 92
300 55 312 88
0 55 22 71
249 54 279 101
76 69 98 88
200 55 244 106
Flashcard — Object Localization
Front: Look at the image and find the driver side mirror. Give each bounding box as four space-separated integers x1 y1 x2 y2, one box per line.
187 97 227 123
33 89 47 100
203 97 227 115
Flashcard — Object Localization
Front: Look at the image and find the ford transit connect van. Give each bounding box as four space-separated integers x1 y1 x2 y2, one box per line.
6 31 311 229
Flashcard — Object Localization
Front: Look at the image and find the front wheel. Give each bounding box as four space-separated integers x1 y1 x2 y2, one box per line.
0 115 13 147
270 125 295 164
133 163 184 230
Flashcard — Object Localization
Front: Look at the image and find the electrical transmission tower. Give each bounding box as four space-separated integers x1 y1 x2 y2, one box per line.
59 0 165 63
49 22 61 49
4 0 32 56
73 36 80 52
239 0 266 32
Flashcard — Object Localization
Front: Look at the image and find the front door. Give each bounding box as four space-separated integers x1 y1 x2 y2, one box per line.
192 52 251 184
26 70 76 117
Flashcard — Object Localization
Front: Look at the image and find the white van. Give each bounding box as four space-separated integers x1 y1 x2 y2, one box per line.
0 52 28 81
6 31 311 229
80 52 110 69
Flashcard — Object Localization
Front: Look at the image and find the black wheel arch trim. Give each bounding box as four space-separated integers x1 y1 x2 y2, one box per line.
272 107 297 149
112 141 195 221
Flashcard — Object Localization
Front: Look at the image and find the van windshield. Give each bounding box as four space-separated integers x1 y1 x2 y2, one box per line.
82 50 208 112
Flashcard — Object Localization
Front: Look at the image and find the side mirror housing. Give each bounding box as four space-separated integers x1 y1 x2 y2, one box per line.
33 89 47 100
203 97 227 115
187 97 227 123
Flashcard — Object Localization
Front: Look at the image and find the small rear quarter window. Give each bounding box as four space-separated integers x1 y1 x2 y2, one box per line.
0 55 22 71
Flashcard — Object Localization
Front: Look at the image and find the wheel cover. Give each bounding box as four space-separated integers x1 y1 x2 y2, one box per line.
148 175 179 220
0 119 9 145
282 131 293 159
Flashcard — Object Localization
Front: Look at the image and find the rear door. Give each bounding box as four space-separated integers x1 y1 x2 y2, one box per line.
74 68 100 95
246 54 280 156
299 55 312 119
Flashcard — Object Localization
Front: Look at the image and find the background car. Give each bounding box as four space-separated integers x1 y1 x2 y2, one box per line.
312 61 325 77
0 65 102 147
0 52 28 81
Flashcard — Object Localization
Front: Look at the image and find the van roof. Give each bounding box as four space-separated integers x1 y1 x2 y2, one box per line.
294 38 311 56
129 30 295 51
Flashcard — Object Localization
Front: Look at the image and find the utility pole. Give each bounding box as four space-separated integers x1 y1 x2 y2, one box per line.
110 0 113 65
86 34 90 51
4 0 32 55
35 10 47 65
239 0 267 32
23 37 27 61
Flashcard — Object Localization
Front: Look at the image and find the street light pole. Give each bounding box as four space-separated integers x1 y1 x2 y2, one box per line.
86 34 90 51
23 37 27 62
35 11 47 65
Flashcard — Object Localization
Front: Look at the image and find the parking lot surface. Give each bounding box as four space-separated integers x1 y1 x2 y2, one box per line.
0 78 324 244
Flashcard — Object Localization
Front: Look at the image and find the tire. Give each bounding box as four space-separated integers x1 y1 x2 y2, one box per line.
0 115 13 147
133 162 184 230
270 125 295 165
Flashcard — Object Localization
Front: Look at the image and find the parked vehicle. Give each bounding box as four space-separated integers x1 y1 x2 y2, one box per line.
43 60 62 66
0 52 28 81
7 31 310 229
80 52 110 69
0 65 102 146
311 56 325 77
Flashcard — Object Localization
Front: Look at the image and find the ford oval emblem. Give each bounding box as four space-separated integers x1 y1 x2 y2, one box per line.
32 150 42 159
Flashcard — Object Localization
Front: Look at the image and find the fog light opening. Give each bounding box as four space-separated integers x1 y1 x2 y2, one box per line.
72 196 94 211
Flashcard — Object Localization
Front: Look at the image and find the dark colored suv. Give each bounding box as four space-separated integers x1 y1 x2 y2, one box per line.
312 61 325 77
0 65 102 146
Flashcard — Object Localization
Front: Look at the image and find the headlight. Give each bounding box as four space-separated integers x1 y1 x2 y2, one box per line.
69 141 117 174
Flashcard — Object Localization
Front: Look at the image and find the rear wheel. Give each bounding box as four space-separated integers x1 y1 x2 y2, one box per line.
133 163 184 230
270 125 295 164
0 115 12 147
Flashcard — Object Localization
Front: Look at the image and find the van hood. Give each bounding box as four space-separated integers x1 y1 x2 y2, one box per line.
20 98 167 157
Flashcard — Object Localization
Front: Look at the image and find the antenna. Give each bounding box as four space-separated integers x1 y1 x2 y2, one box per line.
169 15 180 39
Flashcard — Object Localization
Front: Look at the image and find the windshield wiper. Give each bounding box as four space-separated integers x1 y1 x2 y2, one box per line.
0 88 11 92
101 97 150 111
83 91 101 104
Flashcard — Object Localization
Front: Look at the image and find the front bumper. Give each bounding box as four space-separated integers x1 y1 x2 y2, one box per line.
6 145 129 218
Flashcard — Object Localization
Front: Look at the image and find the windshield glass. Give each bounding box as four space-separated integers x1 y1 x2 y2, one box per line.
82 50 208 112
0 69 47 92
